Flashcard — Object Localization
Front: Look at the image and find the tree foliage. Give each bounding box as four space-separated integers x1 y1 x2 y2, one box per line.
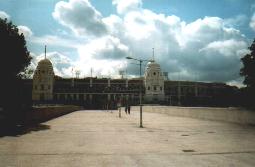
240 39 255 88
0 18 31 79
240 39 255 108
0 18 32 123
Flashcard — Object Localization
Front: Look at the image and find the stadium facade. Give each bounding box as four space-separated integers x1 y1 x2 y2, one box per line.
30 56 238 109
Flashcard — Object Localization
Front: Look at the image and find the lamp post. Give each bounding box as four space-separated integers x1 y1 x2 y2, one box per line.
126 56 148 128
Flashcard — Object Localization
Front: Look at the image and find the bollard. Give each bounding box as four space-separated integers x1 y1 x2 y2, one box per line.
119 107 121 118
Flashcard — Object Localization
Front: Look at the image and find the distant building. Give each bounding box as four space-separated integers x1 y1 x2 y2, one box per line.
29 57 238 109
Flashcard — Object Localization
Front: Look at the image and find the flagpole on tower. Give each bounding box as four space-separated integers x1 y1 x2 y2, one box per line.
45 45 47 59
152 47 155 61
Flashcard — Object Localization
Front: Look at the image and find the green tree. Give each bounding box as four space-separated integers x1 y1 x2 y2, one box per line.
240 39 255 108
240 39 255 87
0 18 32 124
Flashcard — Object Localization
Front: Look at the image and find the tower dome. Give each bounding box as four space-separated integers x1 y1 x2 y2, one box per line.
146 60 160 69
38 58 53 66
35 58 54 75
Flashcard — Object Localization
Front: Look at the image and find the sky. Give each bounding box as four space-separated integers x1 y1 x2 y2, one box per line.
1 0 255 87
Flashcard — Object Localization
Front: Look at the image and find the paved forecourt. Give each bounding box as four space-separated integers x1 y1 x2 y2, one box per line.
0 108 255 167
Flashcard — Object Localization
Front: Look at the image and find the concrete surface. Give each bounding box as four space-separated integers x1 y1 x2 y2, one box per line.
0 109 255 167
129 106 255 125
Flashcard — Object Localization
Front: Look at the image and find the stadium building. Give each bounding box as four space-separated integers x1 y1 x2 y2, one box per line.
30 51 237 109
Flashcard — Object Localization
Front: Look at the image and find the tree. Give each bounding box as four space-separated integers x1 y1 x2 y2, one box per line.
240 39 255 108
0 18 32 124
240 39 255 87
20 68 34 79
0 18 31 79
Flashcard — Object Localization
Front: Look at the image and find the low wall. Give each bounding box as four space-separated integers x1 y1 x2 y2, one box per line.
26 105 81 123
128 106 255 125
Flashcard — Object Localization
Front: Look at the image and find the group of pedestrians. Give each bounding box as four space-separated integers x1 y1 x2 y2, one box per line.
124 104 131 114
109 99 131 114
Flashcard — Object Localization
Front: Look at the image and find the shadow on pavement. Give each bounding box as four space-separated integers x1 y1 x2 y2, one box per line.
0 123 50 137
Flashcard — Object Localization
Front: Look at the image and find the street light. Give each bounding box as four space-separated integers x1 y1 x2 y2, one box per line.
126 56 149 128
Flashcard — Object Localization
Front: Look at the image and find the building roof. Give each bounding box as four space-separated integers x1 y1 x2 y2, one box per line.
33 58 54 79
146 60 161 70
38 58 53 66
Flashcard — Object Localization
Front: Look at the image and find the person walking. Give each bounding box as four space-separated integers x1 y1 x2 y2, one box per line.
125 103 128 114
127 105 131 115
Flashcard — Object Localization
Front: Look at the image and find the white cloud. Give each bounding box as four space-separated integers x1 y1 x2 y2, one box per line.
224 14 248 27
227 78 245 88
0 12 33 39
112 0 142 14
0 11 10 20
102 14 123 36
79 35 128 60
31 35 79 48
17 25 33 38
48 0 249 86
31 36 128 78
31 52 73 77
53 0 107 36
75 35 128 77
250 13 255 31
200 39 247 57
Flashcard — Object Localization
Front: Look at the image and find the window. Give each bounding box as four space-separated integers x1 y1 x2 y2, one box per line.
154 86 157 91
160 87 162 91
79 94 84 101
48 85 51 90
34 85 37 90
67 94 71 100
41 84 44 90
153 72 156 75
148 86 150 90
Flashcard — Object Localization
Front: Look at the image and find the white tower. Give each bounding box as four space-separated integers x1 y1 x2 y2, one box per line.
144 49 164 102
32 46 54 102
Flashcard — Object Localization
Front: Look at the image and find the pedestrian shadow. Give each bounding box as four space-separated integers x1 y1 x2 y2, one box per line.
0 123 50 137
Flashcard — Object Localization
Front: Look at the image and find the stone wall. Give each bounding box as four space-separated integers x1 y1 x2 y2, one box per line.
129 106 255 125
26 105 81 123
